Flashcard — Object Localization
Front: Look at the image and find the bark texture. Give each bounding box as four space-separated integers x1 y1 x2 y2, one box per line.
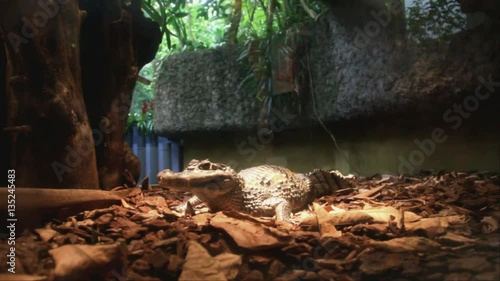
80 0 161 189
80 0 136 190
0 0 99 189
0 35 8 178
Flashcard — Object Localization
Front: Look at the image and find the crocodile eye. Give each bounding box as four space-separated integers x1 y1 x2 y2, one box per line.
199 162 213 170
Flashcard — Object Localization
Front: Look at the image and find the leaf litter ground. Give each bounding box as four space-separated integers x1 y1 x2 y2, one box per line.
0 171 499 281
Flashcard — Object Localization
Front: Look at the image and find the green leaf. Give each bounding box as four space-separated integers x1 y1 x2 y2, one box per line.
174 12 189 18
142 3 162 27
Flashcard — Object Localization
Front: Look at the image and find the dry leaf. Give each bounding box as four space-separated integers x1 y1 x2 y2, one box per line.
359 252 403 275
130 209 162 222
179 241 227 281
49 243 127 280
191 213 214 226
210 212 293 250
368 236 441 252
214 253 242 280
480 216 498 233
95 213 114 225
34 227 58 242
141 196 167 206
316 258 353 270
313 203 342 238
448 256 491 272
121 198 135 209
328 210 374 226
436 232 478 246
268 259 287 279
83 207 115 220
77 219 95 227
406 217 450 230
111 217 140 228
406 217 450 237
359 206 421 223
298 213 318 227
444 215 467 224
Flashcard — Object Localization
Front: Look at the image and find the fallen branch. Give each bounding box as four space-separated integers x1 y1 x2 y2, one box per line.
0 187 138 229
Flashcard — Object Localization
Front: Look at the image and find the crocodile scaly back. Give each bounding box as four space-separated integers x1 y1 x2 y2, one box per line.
238 165 312 216
306 169 350 200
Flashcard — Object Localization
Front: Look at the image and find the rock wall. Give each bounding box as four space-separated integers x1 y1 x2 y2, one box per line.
306 1 499 121
154 2 500 137
154 47 260 137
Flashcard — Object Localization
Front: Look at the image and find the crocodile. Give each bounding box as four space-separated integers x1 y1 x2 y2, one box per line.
157 159 351 221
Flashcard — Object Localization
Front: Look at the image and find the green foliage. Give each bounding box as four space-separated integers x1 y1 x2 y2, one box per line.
407 0 466 44
141 0 230 55
128 64 155 136
128 0 231 136
237 0 324 117
127 0 326 135
127 108 154 136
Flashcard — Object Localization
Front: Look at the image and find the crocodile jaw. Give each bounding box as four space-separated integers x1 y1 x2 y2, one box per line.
157 159 242 196
157 168 239 193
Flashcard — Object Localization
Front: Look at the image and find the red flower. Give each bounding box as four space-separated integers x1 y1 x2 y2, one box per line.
141 102 148 114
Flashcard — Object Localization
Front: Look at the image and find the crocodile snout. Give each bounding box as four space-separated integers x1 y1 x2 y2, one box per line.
157 169 174 184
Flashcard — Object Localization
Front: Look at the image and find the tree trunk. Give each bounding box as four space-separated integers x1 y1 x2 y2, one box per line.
80 1 138 190
0 35 8 178
0 0 99 189
226 0 242 45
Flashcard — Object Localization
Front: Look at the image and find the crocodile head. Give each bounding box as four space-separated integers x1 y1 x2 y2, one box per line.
157 159 242 196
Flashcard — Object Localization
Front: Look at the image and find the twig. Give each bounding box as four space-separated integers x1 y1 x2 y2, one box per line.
350 183 389 199
399 206 406 233
3 125 32 133
305 48 362 175
136 75 152 85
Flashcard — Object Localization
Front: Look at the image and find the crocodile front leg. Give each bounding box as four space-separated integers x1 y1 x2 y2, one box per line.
261 198 293 221
173 195 204 215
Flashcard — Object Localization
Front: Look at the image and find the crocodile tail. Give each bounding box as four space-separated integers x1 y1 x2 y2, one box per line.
306 169 349 198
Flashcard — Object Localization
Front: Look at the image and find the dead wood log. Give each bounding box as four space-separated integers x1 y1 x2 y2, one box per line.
0 187 137 229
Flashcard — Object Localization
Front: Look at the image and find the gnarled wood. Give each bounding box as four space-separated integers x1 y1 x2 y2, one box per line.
0 0 99 189
80 0 160 190
0 187 137 229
